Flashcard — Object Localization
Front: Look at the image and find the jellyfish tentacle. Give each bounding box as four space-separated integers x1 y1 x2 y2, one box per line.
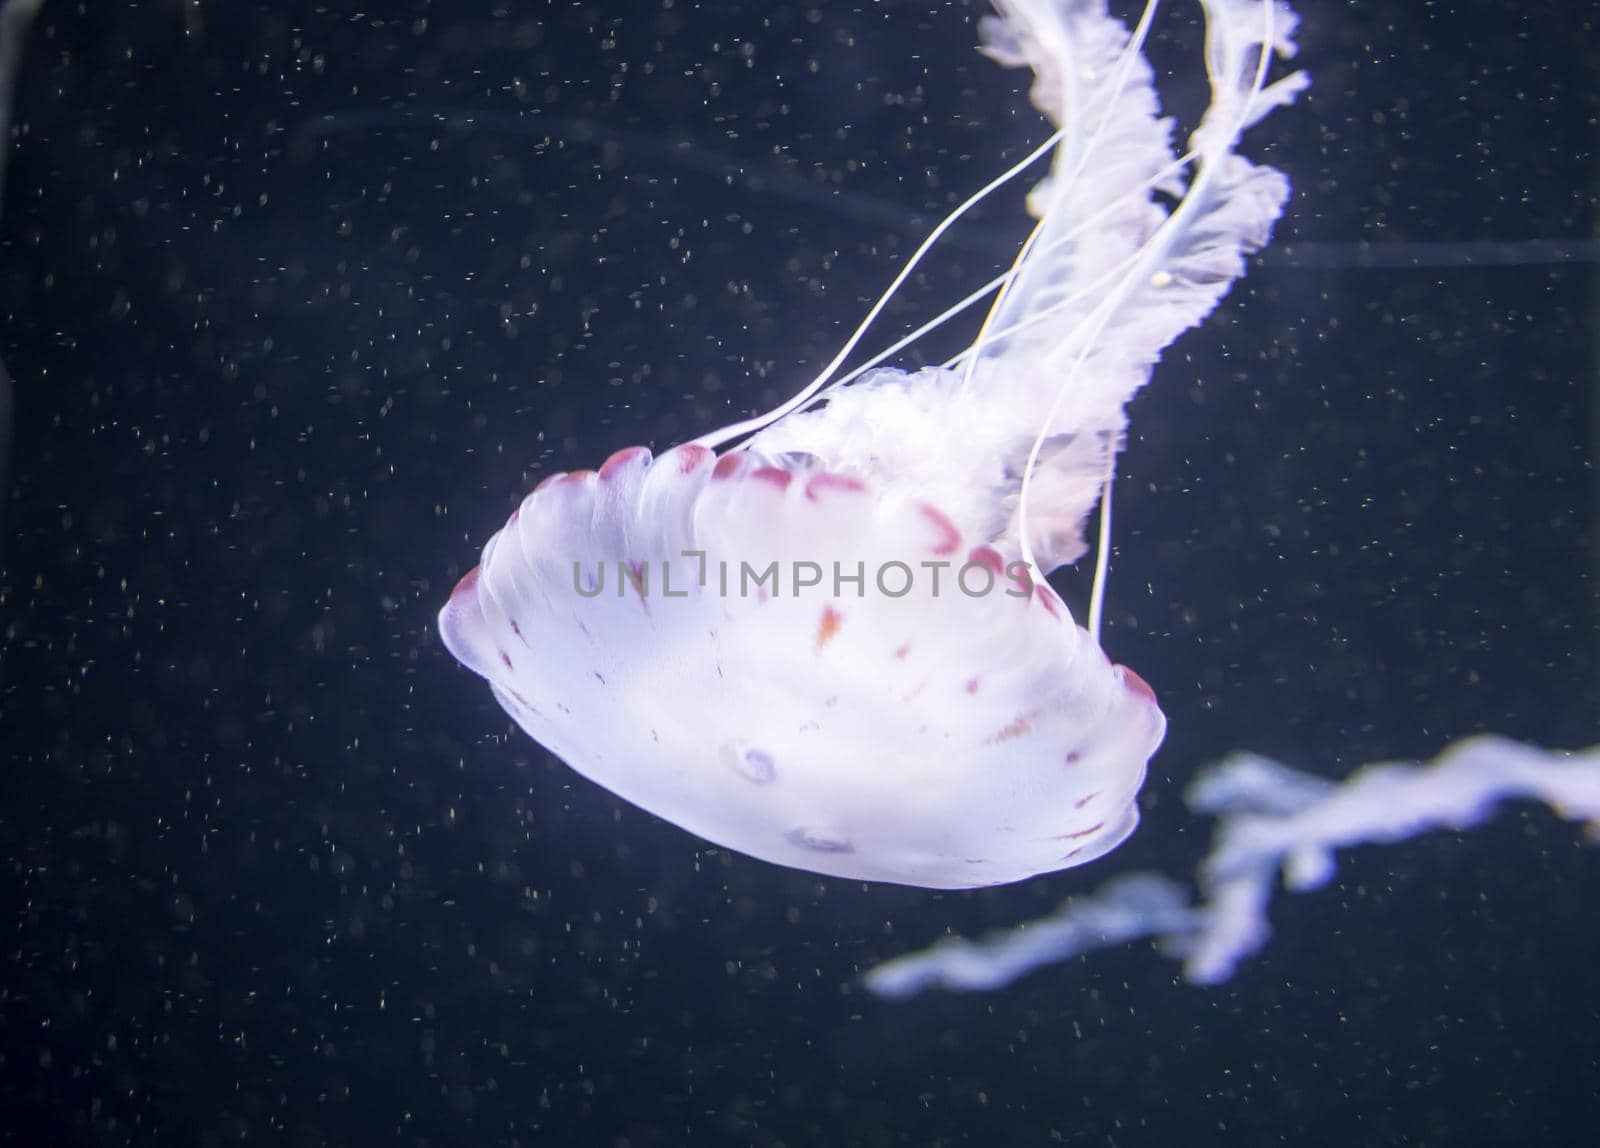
1086 456 1115 645
689 127 1065 453
981 0 1305 574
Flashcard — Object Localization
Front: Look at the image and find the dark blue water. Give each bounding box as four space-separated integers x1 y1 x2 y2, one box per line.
2 2 1596 1144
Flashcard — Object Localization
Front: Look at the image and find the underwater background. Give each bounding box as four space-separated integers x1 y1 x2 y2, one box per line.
2 1 1596 1144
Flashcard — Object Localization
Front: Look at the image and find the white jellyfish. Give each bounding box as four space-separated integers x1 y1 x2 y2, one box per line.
438 0 1308 889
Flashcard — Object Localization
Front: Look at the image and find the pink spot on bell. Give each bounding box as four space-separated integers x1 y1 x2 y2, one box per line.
1054 821 1106 842
1116 664 1158 703
966 546 1005 575
625 561 648 600
893 643 911 661
1065 750 1083 766
805 472 867 500
449 566 482 602
1033 584 1061 619
918 504 961 556
1074 791 1100 808
751 467 793 491
505 687 535 711
965 677 981 695
599 445 650 480
816 604 843 650
533 472 564 492
988 714 1032 743
674 444 714 473
711 454 747 480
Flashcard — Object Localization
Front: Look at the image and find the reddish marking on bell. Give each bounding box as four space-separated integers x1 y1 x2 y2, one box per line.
506 687 535 711
988 714 1032 743
1065 750 1082 766
1053 821 1106 842
1116 664 1158 703
1033 584 1062 619
816 604 843 650
510 618 527 645
499 650 514 670
449 566 482 601
966 546 1005 575
918 504 961 555
711 454 746 480
893 643 911 661
1074 792 1100 809
965 677 981 695
599 445 650 480
554 469 596 487
805 472 867 500
751 467 793 491
625 561 650 610
674 444 714 473
533 472 564 492
505 507 521 529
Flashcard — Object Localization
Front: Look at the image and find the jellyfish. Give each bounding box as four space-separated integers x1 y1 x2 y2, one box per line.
438 0 1309 889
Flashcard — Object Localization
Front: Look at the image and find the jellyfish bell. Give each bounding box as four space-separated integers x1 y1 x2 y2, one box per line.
442 438 1165 888
439 0 1306 888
